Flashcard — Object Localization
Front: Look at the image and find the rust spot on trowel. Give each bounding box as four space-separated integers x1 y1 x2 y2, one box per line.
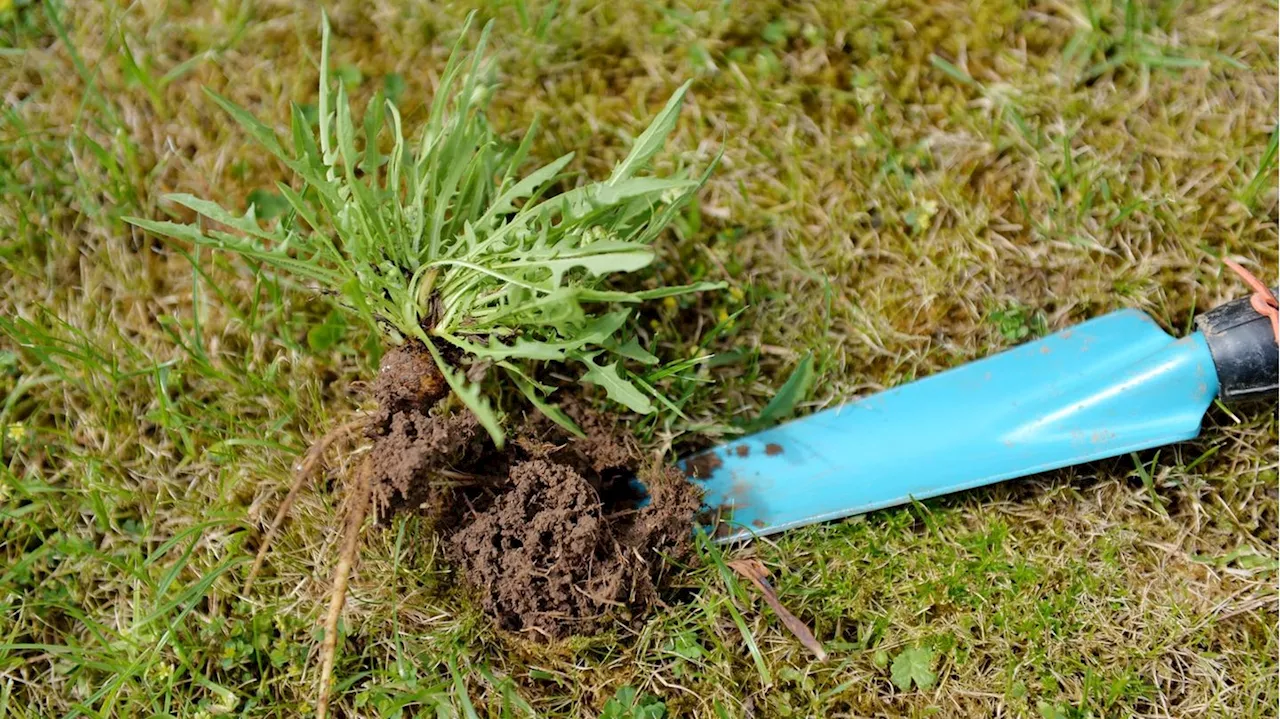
684 452 723 479
765 443 784 456
726 477 752 504
734 445 750 458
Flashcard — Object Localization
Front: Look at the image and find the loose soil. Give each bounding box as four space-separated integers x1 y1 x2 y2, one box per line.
363 343 703 638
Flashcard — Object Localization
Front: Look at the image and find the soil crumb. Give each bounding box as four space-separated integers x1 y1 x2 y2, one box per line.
734 445 750 458
364 343 703 639
765 442 783 456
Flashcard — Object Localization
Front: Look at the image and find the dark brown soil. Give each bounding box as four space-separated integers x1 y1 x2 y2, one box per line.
363 343 703 639
683 451 723 479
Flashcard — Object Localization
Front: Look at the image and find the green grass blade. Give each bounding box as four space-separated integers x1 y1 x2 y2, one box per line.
746 351 814 431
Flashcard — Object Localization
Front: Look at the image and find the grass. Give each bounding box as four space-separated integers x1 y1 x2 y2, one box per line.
1 0 1276 717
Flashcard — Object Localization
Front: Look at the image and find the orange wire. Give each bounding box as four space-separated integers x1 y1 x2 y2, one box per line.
1223 257 1279 344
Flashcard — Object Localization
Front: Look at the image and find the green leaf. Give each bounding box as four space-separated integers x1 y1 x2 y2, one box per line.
123 216 344 287
608 337 659 365
422 338 505 448
334 63 362 88
579 357 653 414
608 80 692 185
163 193 278 240
383 72 406 104
549 177 697 220
746 351 814 431
307 311 346 352
575 280 725 303
480 152 575 224
890 646 936 691
506 367 585 438
203 87 288 160
438 310 631 361
246 189 290 219
532 248 655 287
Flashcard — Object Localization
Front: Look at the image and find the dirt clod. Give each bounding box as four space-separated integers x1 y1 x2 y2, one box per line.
371 343 449 434
683 451 723 479
765 443 783 456
364 345 703 638
451 460 699 637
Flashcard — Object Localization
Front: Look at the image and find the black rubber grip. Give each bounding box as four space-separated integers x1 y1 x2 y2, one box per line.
1194 289 1279 403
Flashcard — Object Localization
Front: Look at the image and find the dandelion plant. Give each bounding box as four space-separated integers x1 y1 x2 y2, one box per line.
126 13 719 447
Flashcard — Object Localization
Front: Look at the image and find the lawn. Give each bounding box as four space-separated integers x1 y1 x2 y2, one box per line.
1 1 1277 717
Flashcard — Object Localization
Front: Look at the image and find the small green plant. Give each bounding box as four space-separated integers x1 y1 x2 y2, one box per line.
988 302 1048 342
600 686 666 719
126 12 719 446
891 645 937 691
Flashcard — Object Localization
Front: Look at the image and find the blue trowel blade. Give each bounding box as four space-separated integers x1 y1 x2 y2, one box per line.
678 309 1220 542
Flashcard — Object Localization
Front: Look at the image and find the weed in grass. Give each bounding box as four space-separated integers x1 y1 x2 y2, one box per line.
122 9 724 716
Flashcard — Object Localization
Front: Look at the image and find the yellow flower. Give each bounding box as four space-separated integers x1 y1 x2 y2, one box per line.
729 286 745 302
6 423 25 442
662 296 678 311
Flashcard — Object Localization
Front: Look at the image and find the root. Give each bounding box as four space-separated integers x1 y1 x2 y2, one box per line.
244 418 365 595
316 454 372 719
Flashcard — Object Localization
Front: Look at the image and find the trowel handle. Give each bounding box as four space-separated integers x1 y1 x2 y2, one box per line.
1195 288 1279 403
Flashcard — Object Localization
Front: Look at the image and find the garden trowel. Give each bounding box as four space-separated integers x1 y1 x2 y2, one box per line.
681 278 1278 543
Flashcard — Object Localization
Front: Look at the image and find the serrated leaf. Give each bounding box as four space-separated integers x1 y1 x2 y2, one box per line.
438 310 630 361
481 152 574 224
498 242 656 287
747 351 814 431
609 337 660 365
164 193 278 240
890 646 936 691
548 177 697 220
541 249 655 286
123 216 344 286
608 79 692 184
204 87 288 161
579 356 653 414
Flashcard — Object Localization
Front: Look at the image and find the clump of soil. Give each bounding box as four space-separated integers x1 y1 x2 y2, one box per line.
363 343 702 638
